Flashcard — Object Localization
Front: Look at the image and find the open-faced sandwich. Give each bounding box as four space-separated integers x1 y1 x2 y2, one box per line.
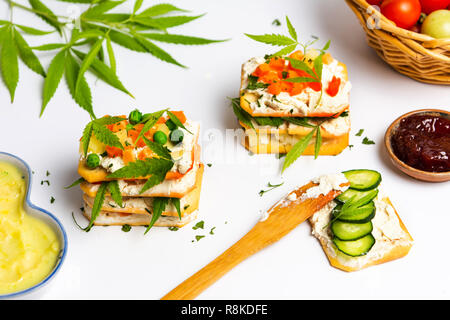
307 170 413 272
233 17 351 171
70 109 203 233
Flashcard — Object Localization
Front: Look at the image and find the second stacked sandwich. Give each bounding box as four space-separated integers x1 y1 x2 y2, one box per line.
234 49 352 158
74 109 203 232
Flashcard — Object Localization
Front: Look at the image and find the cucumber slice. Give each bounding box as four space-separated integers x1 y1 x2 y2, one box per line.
331 220 373 241
336 188 378 205
342 169 382 191
334 201 376 223
333 234 376 257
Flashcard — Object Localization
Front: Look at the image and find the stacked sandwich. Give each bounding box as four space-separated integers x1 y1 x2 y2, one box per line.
235 49 351 157
74 109 203 232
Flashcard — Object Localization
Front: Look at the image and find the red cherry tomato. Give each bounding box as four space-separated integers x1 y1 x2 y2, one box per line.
381 0 422 29
367 0 383 5
419 0 450 14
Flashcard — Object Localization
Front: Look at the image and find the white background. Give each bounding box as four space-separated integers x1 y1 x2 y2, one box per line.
0 0 449 299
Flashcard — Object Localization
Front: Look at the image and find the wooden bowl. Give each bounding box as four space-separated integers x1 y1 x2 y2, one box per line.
384 109 450 183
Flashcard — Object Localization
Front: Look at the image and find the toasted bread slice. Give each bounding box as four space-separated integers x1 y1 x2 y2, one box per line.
82 204 199 227
81 163 203 199
240 58 350 118
83 164 204 217
243 130 349 155
309 197 413 272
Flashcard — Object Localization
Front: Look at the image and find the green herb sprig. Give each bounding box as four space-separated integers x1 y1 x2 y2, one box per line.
259 182 284 197
244 16 331 108
1 0 227 118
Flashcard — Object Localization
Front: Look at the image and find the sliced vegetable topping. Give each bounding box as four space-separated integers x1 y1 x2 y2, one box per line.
336 188 378 205
331 220 373 241
328 169 383 257
342 169 382 191
333 234 376 257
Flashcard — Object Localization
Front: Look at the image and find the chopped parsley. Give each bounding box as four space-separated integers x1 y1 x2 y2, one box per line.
41 180 50 186
209 227 216 235
121 224 132 232
193 221 204 230
168 227 179 231
246 75 269 90
46 170 50 176
362 137 375 145
207 163 212 167
272 19 281 26
259 182 284 197
195 235 205 242
355 129 364 136
50 196 55 204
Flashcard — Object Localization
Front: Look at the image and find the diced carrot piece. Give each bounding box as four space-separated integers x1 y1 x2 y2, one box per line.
106 146 123 158
253 63 271 77
156 117 166 124
280 81 293 92
112 120 127 132
170 111 187 124
267 82 282 95
289 50 304 61
123 146 135 165
323 53 333 65
138 147 155 160
289 83 307 96
260 71 280 84
127 123 148 147
268 57 285 70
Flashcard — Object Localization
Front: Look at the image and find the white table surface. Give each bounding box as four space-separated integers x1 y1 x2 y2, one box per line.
1 0 449 300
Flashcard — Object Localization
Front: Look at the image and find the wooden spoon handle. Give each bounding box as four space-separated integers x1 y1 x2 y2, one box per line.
161 183 345 300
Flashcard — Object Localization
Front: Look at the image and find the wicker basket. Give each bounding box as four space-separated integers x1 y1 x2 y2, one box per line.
345 0 450 85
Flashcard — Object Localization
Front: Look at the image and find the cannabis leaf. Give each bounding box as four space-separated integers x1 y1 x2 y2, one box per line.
1 26 19 102
282 129 315 173
145 197 169 234
230 97 254 129
245 16 301 58
41 49 66 116
1 0 226 117
171 197 182 220
85 181 108 232
107 180 123 208
81 116 125 156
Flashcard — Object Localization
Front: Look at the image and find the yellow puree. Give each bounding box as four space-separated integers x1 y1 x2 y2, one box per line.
0 161 60 295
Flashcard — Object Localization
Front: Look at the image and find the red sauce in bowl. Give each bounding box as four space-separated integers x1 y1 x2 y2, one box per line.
390 114 450 173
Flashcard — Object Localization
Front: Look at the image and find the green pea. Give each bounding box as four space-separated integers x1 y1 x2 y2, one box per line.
153 130 168 145
129 109 143 125
86 154 100 169
170 129 184 144
165 119 177 130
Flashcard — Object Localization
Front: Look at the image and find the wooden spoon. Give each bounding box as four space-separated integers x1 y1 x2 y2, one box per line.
161 181 348 300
